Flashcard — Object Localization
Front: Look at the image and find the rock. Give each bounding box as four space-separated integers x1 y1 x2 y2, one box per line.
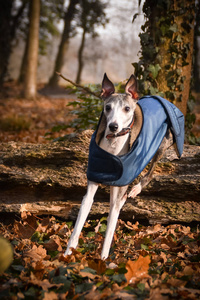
0 130 199 224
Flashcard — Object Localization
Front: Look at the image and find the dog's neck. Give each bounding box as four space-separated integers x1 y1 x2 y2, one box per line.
99 131 130 156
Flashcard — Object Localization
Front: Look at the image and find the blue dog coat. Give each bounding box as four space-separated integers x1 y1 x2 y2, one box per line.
87 96 184 186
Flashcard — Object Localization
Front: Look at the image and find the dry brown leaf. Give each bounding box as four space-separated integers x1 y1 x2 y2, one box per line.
36 216 50 233
183 266 194 276
80 270 99 280
29 272 62 291
146 224 163 235
125 255 151 284
167 277 186 288
43 236 62 251
31 260 46 280
17 292 25 299
160 252 168 263
21 213 38 228
148 287 170 300
13 221 35 239
177 251 185 259
84 289 102 300
24 245 47 261
43 291 59 300
88 258 106 275
127 221 139 230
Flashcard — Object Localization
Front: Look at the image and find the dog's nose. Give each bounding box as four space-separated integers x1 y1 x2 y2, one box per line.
109 122 118 132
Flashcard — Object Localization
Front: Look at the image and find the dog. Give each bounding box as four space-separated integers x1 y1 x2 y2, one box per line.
64 73 184 260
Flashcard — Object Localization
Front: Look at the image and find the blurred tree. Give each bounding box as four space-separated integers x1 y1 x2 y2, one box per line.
18 0 63 84
0 0 28 85
193 1 200 93
48 0 79 87
133 0 196 116
75 0 108 84
23 0 40 99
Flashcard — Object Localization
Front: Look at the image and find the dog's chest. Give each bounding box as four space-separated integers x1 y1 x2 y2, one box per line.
99 135 130 156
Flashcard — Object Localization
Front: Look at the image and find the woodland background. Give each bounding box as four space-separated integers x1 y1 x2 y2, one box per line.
0 0 200 299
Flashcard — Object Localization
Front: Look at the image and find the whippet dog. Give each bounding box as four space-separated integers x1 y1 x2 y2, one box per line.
64 74 183 260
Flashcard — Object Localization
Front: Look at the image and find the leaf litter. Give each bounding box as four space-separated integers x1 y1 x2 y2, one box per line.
0 212 200 299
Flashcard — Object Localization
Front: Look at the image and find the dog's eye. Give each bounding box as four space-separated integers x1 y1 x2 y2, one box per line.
105 105 111 112
125 106 130 112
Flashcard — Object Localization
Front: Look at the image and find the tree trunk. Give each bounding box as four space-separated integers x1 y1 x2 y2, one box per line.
48 0 79 87
0 130 199 224
0 1 13 85
0 0 27 85
140 0 195 116
193 3 200 93
23 0 40 99
158 1 195 115
76 29 86 84
18 36 29 84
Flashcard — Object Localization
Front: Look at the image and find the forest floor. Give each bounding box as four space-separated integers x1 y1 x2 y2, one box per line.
0 82 200 299
0 213 200 300
0 81 77 144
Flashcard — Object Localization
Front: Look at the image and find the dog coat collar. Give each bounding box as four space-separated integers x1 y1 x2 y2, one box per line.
106 116 135 139
87 96 184 187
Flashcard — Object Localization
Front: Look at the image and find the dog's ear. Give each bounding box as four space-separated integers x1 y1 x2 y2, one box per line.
125 75 139 100
101 73 115 99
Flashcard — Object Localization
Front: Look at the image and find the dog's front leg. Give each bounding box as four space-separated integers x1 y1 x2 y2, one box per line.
64 181 98 256
101 186 128 260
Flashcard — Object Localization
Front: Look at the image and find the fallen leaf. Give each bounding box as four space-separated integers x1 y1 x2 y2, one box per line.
17 292 25 299
88 258 106 275
160 252 168 263
146 224 163 235
167 277 186 288
183 265 194 276
31 260 46 280
13 221 35 239
125 255 151 284
43 291 58 300
80 271 97 280
43 236 62 251
24 245 47 261
36 216 50 233
148 287 169 300
29 272 62 291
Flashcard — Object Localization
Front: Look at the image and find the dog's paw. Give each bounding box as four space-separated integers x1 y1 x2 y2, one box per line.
64 248 72 256
128 183 142 198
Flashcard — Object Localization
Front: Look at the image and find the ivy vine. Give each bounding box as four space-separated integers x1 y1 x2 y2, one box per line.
133 0 199 143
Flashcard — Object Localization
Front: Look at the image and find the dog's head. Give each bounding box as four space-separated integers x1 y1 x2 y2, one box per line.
101 74 139 136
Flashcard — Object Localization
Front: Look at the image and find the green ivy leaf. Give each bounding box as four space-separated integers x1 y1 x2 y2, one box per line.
137 282 146 292
169 23 178 32
105 268 115 276
141 244 149 250
99 223 107 233
176 35 182 42
148 64 161 79
149 86 159 95
111 274 126 284
87 231 96 238
75 283 93 294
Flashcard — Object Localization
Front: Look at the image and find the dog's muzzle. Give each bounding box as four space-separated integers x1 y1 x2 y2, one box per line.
106 116 134 139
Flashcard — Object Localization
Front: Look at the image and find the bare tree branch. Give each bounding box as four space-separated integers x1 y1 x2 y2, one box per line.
56 72 101 98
